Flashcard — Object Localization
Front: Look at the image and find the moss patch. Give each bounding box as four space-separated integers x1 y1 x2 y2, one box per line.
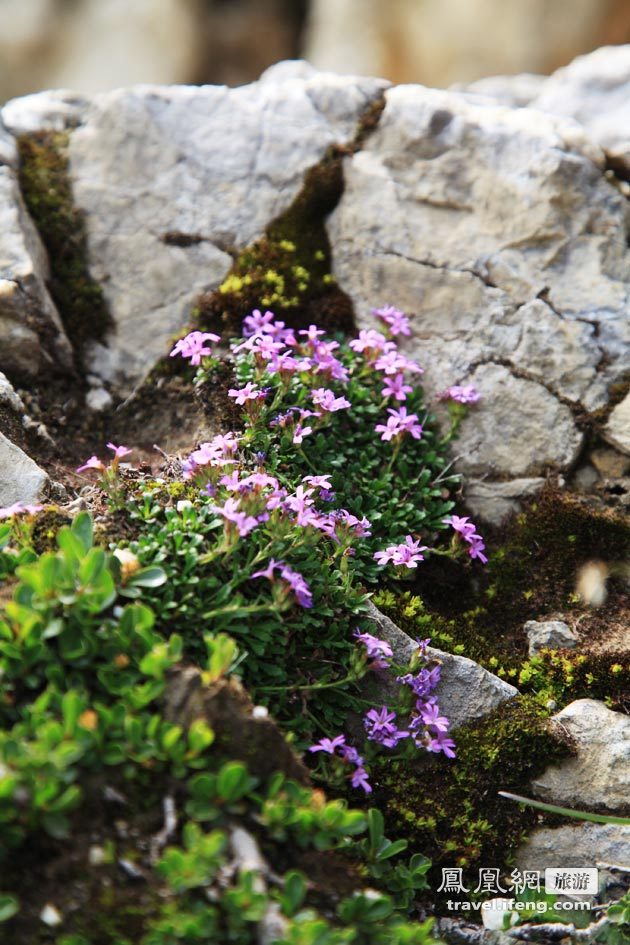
372 696 574 893
17 131 112 357
196 147 355 338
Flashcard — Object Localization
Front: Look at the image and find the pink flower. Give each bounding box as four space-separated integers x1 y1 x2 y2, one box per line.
228 382 266 405
375 407 423 442
107 443 133 460
299 325 327 343
438 384 480 404
426 731 457 759
373 305 411 337
170 330 220 366
419 702 450 733
374 536 428 569
76 455 106 474
374 349 423 375
309 735 346 754
349 329 390 355
293 423 313 445
212 497 258 537
381 374 413 402
444 515 488 565
0 502 43 519
311 388 351 412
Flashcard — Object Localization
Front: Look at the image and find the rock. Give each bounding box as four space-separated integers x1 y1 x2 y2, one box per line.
464 477 546 526
590 447 630 479
455 73 547 109
529 45 630 176
515 823 630 873
364 601 518 729
524 619 579 656
0 164 73 380
531 699 630 812
0 117 17 168
328 79 629 513
0 432 48 507
3 66 387 394
1 89 88 136
604 393 630 457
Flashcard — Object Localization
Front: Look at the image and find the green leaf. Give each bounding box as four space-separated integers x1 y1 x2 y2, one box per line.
128 566 167 588
72 512 94 552
498 792 630 825
0 894 19 923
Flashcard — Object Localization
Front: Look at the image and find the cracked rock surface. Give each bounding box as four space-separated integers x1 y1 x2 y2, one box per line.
328 81 629 517
3 62 387 395
0 162 73 380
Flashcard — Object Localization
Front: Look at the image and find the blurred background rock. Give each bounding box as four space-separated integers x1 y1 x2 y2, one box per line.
0 0 629 101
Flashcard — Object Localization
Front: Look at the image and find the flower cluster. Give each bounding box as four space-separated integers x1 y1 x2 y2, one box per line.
354 629 393 670
309 734 372 794
75 443 134 509
252 558 313 609
438 384 480 404
396 650 456 758
445 514 488 564
373 535 428 569
170 330 220 366
375 406 423 442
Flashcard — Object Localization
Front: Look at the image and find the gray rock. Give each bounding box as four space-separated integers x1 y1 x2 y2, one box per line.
328 79 629 515
589 447 630 480
604 393 630 458
524 619 578 657
0 118 17 168
531 699 630 813
0 432 48 506
2 89 88 135
0 165 73 379
464 477 546 526
364 601 518 729
3 66 388 394
530 45 630 176
515 823 630 873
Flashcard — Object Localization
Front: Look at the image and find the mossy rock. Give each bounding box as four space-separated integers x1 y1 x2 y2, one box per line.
17 131 112 357
371 695 574 889
197 149 355 338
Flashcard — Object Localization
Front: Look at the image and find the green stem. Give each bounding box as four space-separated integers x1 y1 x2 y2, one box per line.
259 670 361 694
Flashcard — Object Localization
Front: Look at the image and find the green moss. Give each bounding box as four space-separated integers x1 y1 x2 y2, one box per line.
197 147 355 338
30 509 72 554
372 696 573 885
17 132 112 356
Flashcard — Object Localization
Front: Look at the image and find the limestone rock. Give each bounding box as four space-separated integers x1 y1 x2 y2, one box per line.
0 432 48 507
364 601 518 729
2 89 88 136
515 823 630 873
524 619 578 656
3 66 387 394
531 699 630 812
464 477 546 526
0 164 73 379
328 80 629 512
604 393 630 457
530 45 630 176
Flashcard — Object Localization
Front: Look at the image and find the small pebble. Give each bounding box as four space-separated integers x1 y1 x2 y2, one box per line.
252 705 268 719
88 845 106 866
40 904 63 927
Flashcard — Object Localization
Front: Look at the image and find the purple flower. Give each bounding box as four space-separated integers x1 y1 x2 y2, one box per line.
339 744 364 766
398 664 442 698
374 349 423 376
0 502 44 519
311 388 351 412
354 630 393 670
364 707 409 748
373 536 428 569
170 330 220 366
212 497 259 537
381 374 413 402
375 406 423 442
438 384 480 404
373 305 411 337
252 560 313 608
228 382 266 405
418 702 450 733
243 308 277 337
309 735 346 754
351 767 373 793
302 475 332 490
107 443 133 460
444 515 488 565
299 325 327 343
293 422 313 445
76 455 106 474
349 329 391 355
426 731 457 759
